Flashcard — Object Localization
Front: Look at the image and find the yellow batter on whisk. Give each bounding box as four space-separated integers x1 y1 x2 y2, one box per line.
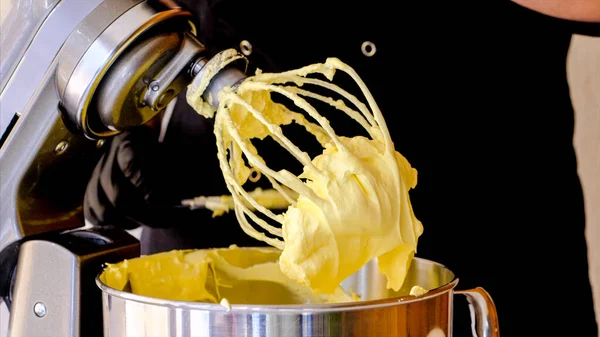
187 51 424 295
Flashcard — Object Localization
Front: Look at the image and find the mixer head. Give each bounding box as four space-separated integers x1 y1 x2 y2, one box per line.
0 0 249 251
55 0 238 139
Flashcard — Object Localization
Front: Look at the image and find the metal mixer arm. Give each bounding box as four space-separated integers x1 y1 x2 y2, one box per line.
0 57 101 295
142 31 206 111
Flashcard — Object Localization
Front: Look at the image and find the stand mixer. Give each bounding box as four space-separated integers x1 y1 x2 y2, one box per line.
0 1 502 336
0 0 246 335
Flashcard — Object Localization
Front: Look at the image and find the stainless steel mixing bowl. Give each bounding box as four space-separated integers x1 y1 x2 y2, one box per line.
96 250 499 337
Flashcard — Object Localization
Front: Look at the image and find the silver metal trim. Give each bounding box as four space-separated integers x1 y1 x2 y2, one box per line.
0 0 61 94
0 0 104 137
56 0 144 98
61 1 193 138
9 240 79 337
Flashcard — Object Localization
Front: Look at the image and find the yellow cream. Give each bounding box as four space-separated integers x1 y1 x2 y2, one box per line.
184 187 296 217
100 249 215 302
409 285 429 297
186 52 424 296
100 246 355 304
220 298 231 311
280 135 423 294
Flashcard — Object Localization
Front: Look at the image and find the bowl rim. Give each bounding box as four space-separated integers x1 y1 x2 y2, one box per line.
95 255 459 313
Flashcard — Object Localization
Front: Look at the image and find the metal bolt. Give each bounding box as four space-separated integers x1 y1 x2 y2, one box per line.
249 168 262 183
361 41 376 57
96 139 105 148
189 57 208 77
33 302 47 317
54 141 68 155
150 81 160 92
240 40 253 56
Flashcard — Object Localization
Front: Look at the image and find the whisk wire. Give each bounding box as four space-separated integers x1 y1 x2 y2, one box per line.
215 120 285 246
240 81 347 152
331 62 393 153
282 75 378 130
206 55 396 253
215 103 316 199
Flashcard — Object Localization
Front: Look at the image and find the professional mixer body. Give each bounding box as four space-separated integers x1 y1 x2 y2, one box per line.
0 0 245 335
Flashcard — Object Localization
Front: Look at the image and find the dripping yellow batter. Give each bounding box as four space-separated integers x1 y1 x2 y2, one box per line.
189 55 424 295
183 187 296 217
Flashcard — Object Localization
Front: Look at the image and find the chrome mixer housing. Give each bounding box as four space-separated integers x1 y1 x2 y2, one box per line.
0 0 246 336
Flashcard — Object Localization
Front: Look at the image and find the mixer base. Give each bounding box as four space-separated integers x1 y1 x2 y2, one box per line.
8 227 139 337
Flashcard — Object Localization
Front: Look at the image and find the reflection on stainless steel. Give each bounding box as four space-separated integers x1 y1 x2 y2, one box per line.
95 31 185 131
0 0 104 136
456 288 500 337
55 0 143 99
98 255 500 337
141 32 206 111
203 66 248 108
58 0 195 138
10 228 139 337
